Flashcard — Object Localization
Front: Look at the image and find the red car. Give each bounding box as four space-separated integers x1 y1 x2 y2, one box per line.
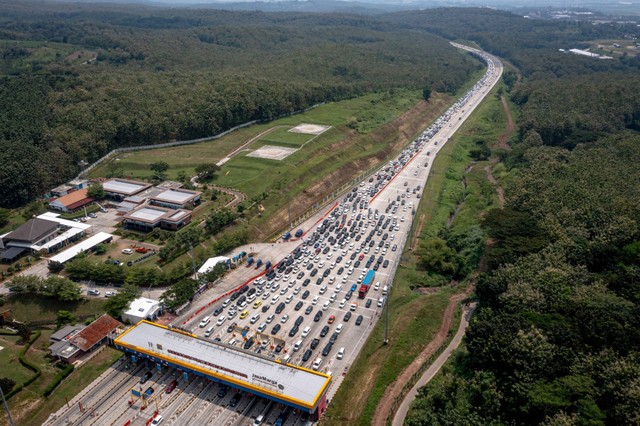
328 315 336 324
166 379 178 394
358 254 365 261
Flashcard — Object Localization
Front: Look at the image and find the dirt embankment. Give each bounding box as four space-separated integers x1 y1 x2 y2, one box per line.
255 97 451 240
372 284 474 426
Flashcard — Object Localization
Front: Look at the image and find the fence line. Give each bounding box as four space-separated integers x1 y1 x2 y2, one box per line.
76 103 324 180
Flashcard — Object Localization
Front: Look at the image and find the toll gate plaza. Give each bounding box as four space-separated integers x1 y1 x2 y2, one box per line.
114 321 331 417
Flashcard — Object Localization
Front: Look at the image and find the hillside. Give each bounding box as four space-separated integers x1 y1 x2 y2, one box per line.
0 2 480 207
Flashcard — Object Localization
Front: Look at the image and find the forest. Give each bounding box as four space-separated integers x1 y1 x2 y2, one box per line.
0 2 480 207
397 8 640 426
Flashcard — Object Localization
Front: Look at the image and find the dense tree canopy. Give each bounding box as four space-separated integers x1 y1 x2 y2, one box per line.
0 3 481 208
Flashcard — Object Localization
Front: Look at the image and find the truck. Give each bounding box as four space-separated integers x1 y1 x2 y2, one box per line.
246 257 254 267
282 231 291 241
255 259 263 269
358 270 375 299
264 261 272 270
295 229 304 238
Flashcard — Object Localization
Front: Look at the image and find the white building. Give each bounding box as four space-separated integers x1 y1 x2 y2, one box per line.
197 256 231 278
122 297 163 324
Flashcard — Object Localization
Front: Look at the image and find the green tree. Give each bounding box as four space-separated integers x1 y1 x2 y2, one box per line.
0 377 16 394
150 161 169 182
417 237 460 277
161 278 199 310
195 163 221 181
87 183 105 199
56 310 76 328
94 243 107 255
422 86 432 102
48 260 64 273
0 208 9 227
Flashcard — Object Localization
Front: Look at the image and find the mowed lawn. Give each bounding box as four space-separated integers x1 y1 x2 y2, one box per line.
0 334 34 384
4 295 109 324
89 89 423 182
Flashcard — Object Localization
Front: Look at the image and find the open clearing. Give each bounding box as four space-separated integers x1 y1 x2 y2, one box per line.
289 123 331 135
247 145 298 160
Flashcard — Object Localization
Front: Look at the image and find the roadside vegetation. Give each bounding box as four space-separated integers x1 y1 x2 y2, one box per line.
323 76 509 425
399 9 640 426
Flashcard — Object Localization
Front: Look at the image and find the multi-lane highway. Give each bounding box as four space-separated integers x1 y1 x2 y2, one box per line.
44 44 502 426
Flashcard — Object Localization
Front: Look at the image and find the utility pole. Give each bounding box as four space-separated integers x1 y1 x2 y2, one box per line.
0 385 15 426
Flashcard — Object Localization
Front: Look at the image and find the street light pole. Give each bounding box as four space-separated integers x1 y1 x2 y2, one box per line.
0 385 15 426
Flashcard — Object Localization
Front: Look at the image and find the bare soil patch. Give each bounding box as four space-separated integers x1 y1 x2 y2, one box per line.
494 96 514 151
254 97 450 240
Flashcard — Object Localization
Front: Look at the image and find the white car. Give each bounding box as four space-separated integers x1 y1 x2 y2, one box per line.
121 248 133 255
281 314 290 323
105 291 117 297
151 415 164 425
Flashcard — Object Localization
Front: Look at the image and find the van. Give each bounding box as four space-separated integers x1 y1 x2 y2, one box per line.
222 298 231 308
229 338 238 346
339 299 347 308
350 303 357 312
199 316 211 328
271 283 280 292
302 326 311 338
216 315 226 326
204 327 214 337
312 357 323 371
335 323 344 334
382 285 388 296
329 293 337 303
337 347 345 360
323 301 330 311
250 313 260 324
286 294 294 304
293 340 303 352
282 354 291 364
377 296 386 308
271 295 280 305
373 282 380 291
247 293 257 303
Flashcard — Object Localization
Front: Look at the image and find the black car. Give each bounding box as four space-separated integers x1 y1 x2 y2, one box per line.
329 332 339 344
305 305 313 315
295 301 304 311
229 392 242 407
217 385 229 398
303 278 311 287
244 338 254 349
271 324 281 335
310 338 320 349
320 325 330 337
274 344 283 353
307 263 314 271
275 302 286 314
383 260 389 268
302 290 310 300
322 269 330 278
355 315 364 326
227 322 237 333
343 311 352 322
354 260 361 268
302 349 313 362
261 305 270 313
297 272 305 279
310 269 318 277
314 311 323 322
350 253 357 260
322 342 333 357
373 263 380 271
230 292 239 301
235 295 246 306
345 291 353 300
337 267 344 275
213 307 223 316
140 371 153 384
289 326 299 337
295 316 305 326
316 277 324 285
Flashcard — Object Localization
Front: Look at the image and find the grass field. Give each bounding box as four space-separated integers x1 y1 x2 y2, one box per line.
0 333 35 384
2 344 123 426
256 126 315 148
4 294 109 324
323 79 509 424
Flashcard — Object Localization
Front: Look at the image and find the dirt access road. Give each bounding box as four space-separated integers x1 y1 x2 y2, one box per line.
372 285 474 426
392 302 478 426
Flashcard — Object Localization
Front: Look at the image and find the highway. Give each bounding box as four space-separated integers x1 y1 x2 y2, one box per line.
44 44 502 426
